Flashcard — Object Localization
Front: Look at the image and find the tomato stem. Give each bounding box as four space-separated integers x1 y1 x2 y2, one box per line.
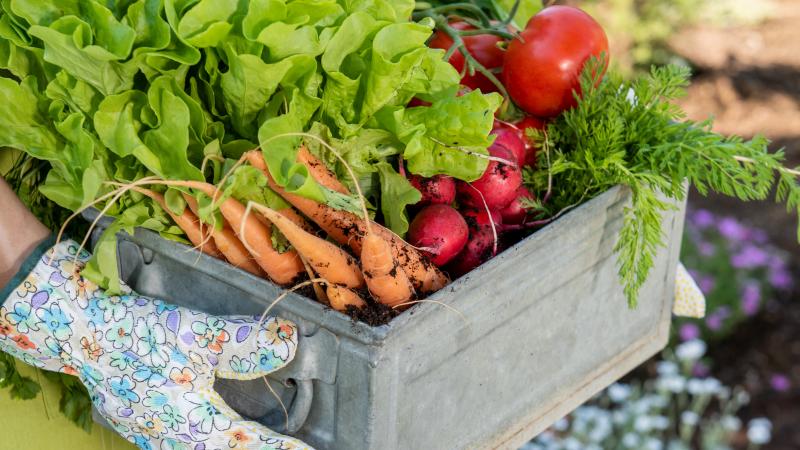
423 13 510 98
500 0 522 27
457 28 516 40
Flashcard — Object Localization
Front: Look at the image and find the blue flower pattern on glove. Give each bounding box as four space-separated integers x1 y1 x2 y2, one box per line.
0 241 310 450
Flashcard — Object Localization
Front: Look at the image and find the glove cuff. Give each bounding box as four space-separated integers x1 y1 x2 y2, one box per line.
0 234 56 306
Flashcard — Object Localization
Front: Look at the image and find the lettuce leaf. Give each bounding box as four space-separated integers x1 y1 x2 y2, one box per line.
375 161 419 236
393 90 502 181
0 0 500 291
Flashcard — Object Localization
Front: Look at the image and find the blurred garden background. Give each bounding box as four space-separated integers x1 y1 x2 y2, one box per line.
527 0 800 448
1 0 798 449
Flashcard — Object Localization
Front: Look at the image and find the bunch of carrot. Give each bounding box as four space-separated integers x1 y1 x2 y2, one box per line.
125 148 449 313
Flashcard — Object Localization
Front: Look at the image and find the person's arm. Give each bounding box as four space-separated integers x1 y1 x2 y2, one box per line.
0 177 50 288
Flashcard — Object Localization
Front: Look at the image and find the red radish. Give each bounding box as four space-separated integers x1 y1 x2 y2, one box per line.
409 174 456 205
408 205 469 266
446 227 496 277
491 127 526 164
457 146 522 209
462 208 502 229
516 116 546 166
408 97 431 107
499 186 535 224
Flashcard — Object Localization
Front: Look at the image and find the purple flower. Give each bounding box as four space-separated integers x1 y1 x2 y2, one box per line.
692 361 710 377
741 283 761 316
768 255 788 271
769 270 793 290
706 306 731 331
751 229 768 244
698 242 716 257
718 217 748 240
692 209 715 228
731 245 770 269
699 276 716 295
769 374 791 392
679 323 701 341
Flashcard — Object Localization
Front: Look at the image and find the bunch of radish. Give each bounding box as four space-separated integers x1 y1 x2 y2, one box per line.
404 5 610 276
406 121 539 277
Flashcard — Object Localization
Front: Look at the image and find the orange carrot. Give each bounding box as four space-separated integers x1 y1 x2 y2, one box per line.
252 204 365 289
326 285 366 311
159 180 304 286
245 150 449 293
360 233 415 307
300 257 328 305
180 193 263 276
296 146 349 194
213 226 266 276
304 143 415 307
131 187 223 258
278 206 316 233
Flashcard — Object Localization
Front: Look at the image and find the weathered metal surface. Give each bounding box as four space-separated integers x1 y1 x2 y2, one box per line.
88 185 685 449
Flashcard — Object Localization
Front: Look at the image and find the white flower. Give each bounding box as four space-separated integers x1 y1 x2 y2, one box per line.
735 390 751 405
717 386 731 400
676 339 707 361
702 378 722 394
623 87 638 106
632 399 651 414
563 437 582 450
634 416 654 432
588 415 612 443
537 430 556 442
656 361 679 376
650 415 670 430
644 438 664 450
747 418 772 445
622 433 640 448
686 378 704 395
687 377 722 395
721 415 742 431
552 418 569 432
608 383 632 402
681 411 700 426
644 394 669 409
657 375 687 393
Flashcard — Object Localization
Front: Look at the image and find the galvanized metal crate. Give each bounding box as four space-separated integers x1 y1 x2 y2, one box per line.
88 185 685 449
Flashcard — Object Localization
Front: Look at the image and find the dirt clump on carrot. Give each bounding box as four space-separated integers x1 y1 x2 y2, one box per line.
345 301 398 327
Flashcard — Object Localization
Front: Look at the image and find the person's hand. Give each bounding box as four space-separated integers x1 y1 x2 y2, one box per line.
0 239 312 450
0 178 49 287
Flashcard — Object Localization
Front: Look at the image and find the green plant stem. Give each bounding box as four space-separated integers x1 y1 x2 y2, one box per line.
421 12 510 97
734 155 800 177
457 28 516 39
414 2 494 25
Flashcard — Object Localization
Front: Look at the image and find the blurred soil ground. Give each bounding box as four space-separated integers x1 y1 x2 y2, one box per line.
670 1 800 447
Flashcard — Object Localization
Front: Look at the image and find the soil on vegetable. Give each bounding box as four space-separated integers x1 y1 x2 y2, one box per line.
668 1 800 447
345 300 398 327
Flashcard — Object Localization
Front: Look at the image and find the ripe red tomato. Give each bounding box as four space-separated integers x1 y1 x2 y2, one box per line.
503 6 609 117
429 22 505 93
516 116 546 166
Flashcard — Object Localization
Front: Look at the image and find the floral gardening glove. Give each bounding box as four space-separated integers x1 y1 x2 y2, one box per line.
0 238 312 450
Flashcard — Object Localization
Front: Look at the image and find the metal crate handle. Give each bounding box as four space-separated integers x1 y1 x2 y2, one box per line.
268 328 339 433
274 378 314 433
